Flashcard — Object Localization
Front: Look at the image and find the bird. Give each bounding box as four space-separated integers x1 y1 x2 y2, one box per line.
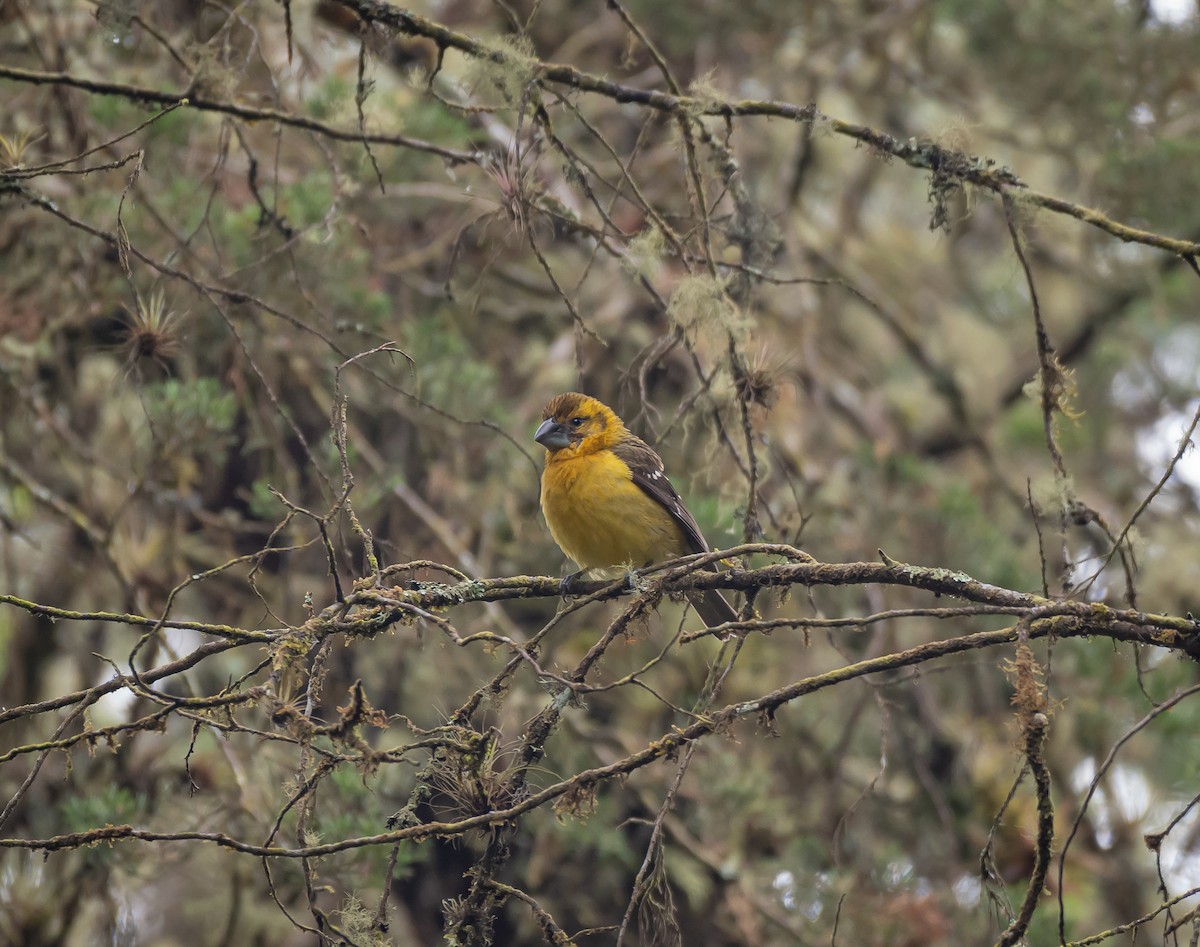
534 391 738 629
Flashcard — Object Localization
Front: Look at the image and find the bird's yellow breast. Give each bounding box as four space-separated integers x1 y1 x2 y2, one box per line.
540 449 687 570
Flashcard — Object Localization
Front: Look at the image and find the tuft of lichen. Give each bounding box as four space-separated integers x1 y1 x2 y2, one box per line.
684 71 727 118
666 274 751 342
185 40 241 102
1028 471 1078 516
336 894 385 947
1023 358 1083 421
622 225 667 279
464 34 539 108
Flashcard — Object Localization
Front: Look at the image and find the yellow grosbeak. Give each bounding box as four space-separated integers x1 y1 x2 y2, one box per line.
535 392 737 628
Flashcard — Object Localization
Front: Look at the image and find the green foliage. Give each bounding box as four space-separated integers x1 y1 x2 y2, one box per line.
247 479 280 520
59 786 146 867
394 97 475 148
682 492 735 547
939 0 1136 126
404 311 500 416
86 94 141 132
1099 134 1200 231
278 174 336 230
293 232 394 336
545 794 637 867
60 785 145 831
306 76 355 122
930 480 1034 591
999 399 1048 452
144 377 238 451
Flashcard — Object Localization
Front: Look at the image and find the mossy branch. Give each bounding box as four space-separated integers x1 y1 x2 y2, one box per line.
331 0 1200 258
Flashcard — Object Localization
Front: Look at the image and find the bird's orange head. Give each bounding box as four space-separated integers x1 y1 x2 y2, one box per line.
534 392 625 458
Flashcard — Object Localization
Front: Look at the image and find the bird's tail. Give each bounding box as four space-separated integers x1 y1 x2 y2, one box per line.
686 589 738 631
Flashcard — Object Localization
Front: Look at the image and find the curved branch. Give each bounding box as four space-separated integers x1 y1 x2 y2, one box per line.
331 0 1200 257
0 609 1183 861
0 64 479 164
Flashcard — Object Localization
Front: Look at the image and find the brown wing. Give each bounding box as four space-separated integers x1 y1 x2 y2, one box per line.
612 433 740 629
610 434 711 557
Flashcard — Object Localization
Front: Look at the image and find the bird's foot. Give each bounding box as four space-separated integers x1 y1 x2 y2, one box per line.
559 570 585 598
559 569 638 599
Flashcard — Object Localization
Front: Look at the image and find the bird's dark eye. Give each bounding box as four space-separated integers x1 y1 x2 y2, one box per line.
570 417 584 427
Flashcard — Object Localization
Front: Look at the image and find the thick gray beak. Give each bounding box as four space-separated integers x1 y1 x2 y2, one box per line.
535 419 571 451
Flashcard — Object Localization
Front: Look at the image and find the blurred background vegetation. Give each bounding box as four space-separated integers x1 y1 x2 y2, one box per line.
2 0 1200 944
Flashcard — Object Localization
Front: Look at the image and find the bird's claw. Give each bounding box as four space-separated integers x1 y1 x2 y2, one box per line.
558 569 637 599
559 571 584 599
